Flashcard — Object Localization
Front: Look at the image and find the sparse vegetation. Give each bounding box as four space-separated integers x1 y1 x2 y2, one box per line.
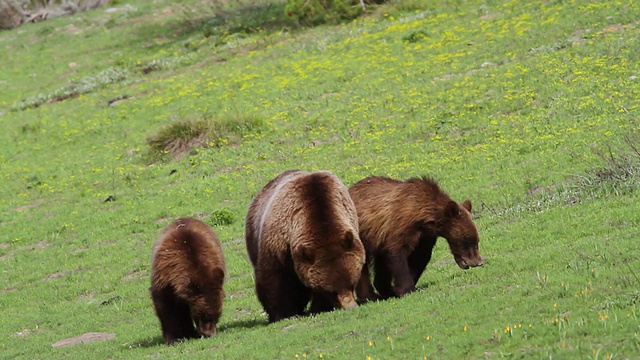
576 136 640 196
486 136 640 219
12 66 130 111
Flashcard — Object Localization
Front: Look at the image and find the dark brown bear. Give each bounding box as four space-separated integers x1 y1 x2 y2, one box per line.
349 176 483 301
245 170 365 323
150 217 225 345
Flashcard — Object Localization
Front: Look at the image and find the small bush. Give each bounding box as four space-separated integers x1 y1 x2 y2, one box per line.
209 209 236 226
285 0 387 26
147 118 211 158
146 114 263 160
402 30 428 43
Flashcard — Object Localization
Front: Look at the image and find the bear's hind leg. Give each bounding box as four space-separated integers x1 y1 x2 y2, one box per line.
152 287 199 344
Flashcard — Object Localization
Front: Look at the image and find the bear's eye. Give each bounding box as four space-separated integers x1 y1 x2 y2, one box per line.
342 234 354 250
341 231 355 250
297 247 315 263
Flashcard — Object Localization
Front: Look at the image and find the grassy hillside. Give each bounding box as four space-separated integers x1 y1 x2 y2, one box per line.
1 0 639 358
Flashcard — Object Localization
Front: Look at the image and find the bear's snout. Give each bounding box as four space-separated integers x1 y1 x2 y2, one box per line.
469 254 485 267
455 256 484 270
457 260 470 270
457 255 484 269
336 291 359 310
196 319 217 338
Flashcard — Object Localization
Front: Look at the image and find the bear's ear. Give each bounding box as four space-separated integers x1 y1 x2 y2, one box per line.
342 231 354 250
444 200 460 220
461 199 472 212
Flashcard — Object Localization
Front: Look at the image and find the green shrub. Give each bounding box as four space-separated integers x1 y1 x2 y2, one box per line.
209 209 236 226
285 0 387 26
147 118 211 159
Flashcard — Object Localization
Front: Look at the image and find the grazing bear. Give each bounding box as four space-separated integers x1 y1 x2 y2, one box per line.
349 176 483 301
150 217 225 345
245 170 365 323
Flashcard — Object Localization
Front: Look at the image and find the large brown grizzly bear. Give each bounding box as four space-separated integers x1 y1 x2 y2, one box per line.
150 217 225 345
349 176 483 301
245 170 366 323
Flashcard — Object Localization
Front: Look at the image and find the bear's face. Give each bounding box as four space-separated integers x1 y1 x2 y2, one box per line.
193 311 217 337
190 292 222 337
293 231 365 309
442 200 484 269
189 269 224 337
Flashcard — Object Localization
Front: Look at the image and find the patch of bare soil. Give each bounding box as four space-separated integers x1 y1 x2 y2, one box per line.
0 249 16 262
52 332 115 348
281 324 297 331
34 240 50 249
70 247 89 255
214 166 235 176
433 259 457 268
603 22 638 32
42 271 68 281
235 308 251 317
155 216 173 224
122 268 147 281
228 289 247 299
14 199 43 212
77 291 95 302
1 240 50 262
14 329 32 336
2 286 17 293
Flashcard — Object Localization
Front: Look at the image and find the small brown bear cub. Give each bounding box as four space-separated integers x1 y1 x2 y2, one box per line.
245 170 366 323
349 176 483 301
150 217 225 345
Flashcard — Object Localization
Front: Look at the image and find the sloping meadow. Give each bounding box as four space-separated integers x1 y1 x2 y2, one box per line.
0 0 639 358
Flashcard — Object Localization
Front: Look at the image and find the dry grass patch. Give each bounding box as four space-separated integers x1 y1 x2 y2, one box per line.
147 113 263 160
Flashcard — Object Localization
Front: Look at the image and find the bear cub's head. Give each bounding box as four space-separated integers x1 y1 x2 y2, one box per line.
189 267 225 337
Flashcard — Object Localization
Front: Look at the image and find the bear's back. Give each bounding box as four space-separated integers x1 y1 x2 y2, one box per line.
349 176 452 251
266 171 356 241
152 218 225 291
253 170 358 256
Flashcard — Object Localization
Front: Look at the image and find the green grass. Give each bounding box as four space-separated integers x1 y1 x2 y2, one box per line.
1 0 639 359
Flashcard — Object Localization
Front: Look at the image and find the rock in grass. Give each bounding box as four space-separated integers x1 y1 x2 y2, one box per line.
52 332 115 348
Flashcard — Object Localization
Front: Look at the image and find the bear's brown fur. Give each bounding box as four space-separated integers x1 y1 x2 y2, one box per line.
150 217 225 345
349 176 483 301
245 170 365 323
